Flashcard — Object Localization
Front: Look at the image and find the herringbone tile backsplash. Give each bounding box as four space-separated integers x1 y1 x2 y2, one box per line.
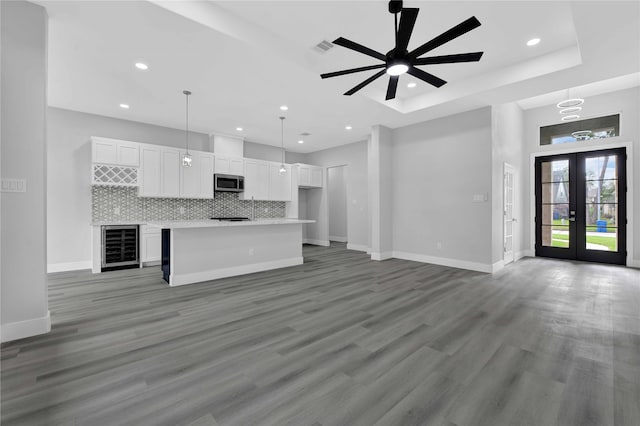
92 186 286 222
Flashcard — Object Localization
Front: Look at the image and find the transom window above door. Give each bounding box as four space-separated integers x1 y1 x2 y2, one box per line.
540 114 620 145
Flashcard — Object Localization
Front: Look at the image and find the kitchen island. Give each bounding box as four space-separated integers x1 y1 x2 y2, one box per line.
146 219 314 286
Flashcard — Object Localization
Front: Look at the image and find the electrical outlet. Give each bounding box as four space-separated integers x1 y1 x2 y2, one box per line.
114 207 120 216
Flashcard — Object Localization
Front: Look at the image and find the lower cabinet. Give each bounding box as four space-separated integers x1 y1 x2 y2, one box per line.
140 225 162 264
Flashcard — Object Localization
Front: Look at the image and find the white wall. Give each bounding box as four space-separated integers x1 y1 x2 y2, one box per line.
305 140 369 251
391 107 494 269
1 0 50 342
491 102 526 263
244 141 282 163
522 86 640 266
46 107 209 271
328 166 347 241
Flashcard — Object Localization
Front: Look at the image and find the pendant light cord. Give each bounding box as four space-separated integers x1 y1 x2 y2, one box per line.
280 116 285 164
183 90 191 155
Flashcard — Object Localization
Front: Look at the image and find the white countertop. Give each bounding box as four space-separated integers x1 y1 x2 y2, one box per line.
145 218 315 229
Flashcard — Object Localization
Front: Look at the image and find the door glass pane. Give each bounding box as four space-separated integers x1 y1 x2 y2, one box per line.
542 225 569 248
540 159 570 250
584 154 618 252
585 226 618 252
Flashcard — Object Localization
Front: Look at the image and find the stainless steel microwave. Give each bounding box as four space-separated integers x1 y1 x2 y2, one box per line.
214 174 244 192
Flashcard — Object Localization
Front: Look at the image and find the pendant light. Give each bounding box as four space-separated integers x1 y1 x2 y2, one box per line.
182 90 193 167
279 116 287 175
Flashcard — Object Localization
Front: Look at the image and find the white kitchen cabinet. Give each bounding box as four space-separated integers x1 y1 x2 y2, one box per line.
91 137 139 166
215 155 244 176
162 149 181 198
240 159 269 200
140 225 161 264
269 163 292 201
295 163 323 188
180 151 214 198
139 145 162 197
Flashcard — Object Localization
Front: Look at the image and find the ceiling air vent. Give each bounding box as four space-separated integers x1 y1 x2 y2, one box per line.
300 132 311 136
313 40 334 53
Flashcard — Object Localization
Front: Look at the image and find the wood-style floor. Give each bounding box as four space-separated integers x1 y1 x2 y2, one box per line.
1 243 639 425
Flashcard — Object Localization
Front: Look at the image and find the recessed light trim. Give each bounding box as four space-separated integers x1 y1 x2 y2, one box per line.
557 98 584 108
345 125 352 130
135 62 148 70
407 82 417 88
236 127 243 131
119 103 130 109
561 114 580 121
280 105 288 111
298 140 304 144
559 107 582 114
526 38 541 47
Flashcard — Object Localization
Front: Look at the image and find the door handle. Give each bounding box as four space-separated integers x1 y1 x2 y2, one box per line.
569 217 576 222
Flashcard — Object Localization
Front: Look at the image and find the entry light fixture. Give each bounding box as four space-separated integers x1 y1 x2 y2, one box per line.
182 90 192 167
135 62 149 70
559 107 582 114
561 114 580 121
557 98 584 108
279 116 287 175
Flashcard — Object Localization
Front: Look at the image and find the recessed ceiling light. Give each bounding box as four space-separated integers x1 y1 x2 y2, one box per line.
561 114 580 121
298 140 304 144
135 62 148 70
407 82 417 88
345 125 352 130
280 105 288 111
236 127 243 131
526 38 541 47
119 103 130 109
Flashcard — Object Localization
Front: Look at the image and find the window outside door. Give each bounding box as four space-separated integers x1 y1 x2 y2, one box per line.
535 148 627 265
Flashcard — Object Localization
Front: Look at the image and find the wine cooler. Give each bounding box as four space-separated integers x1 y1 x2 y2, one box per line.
101 225 139 271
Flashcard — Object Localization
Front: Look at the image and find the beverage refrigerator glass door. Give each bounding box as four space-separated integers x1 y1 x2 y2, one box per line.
214 174 244 192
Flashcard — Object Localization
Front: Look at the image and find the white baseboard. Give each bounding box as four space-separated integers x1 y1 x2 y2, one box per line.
347 243 369 252
142 260 161 267
491 260 505 273
392 251 493 273
628 259 640 268
169 257 304 287
304 238 330 247
1 311 51 343
371 251 393 261
522 249 535 258
329 236 348 243
47 261 92 273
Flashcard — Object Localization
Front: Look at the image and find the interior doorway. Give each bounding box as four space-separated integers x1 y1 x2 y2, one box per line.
534 147 627 265
503 163 516 265
327 165 348 243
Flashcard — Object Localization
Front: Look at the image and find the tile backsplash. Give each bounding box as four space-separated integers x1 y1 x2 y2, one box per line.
92 186 286 222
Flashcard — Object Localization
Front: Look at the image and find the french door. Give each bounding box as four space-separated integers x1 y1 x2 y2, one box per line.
535 148 627 265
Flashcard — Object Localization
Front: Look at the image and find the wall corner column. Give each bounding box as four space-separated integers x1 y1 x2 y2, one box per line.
368 125 393 260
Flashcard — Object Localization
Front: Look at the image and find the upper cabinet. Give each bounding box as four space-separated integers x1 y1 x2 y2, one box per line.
215 155 244 176
181 151 214 199
295 163 323 188
240 159 291 201
92 137 139 167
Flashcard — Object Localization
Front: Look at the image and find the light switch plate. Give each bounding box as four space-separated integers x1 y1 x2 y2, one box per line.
1 178 27 193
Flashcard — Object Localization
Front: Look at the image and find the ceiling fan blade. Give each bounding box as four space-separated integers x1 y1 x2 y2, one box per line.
407 66 447 88
409 16 481 59
344 70 387 96
413 51 484 65
385 76 399 100
333 37 387 61
321 64 386 79
396 8 419 53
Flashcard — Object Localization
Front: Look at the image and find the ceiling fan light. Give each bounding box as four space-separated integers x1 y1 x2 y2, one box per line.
386 63 409 76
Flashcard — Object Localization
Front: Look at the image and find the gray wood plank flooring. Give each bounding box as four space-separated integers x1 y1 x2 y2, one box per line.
1 243 639 425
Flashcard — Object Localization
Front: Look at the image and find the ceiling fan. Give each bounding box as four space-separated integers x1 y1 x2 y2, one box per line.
320 0 484 100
